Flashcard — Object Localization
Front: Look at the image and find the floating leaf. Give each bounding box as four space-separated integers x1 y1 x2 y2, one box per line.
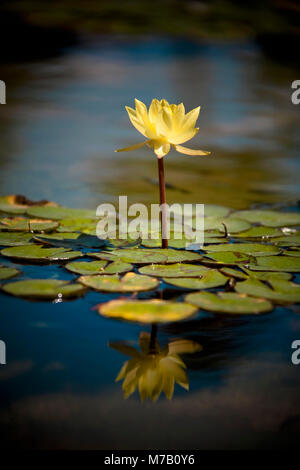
34 232 105 249
0 232 33 246
220 267 249 280
272 235 300 247
56 217 98 233
65 260 132 275
163 270 228 290
98 299 198 323
285 250 300 257
235 278 300 303
89 248 167 264
2 279 86 299
186 291 272 314
235 210 300 227
201 216 251 233
248 255 300 272
0 218 59 233
203 251 253 265
220 266 292 281
27 206 97 220
1 245 83 262
138 263 210 278
0 265 20 280
169 203 230 219
235 226 283 239
79 272 159 292
204 243 280 256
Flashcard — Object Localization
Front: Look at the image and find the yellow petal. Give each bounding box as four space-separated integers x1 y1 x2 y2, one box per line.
168 127 199 145
134 99 157 139
173 144 211 156
115 140 148 152
149 99 161 123
125 106 147 137
182 106 200 129
152 141 170 158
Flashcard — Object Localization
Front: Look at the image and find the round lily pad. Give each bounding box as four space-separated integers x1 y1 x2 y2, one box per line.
98 299 198 323
34 232 105 249
2 279 86 299
1 245 83 262
203 251 253 265
89 248 168 264
234 210 300 227
169 203 230 219
65 260 132 275
27 206 97 220
163 270 228 290
235 278 300 304
220 266 292 281
272 235 300 247
0 265 20 280
186 291 272 314
0 218 59 233
138 263 210 278
79 272 159 292
235 226 283 239
56 218 98 233
0 232 33 246
248 255 300 272
202 217 251 233
285 250 300 257
204 243 280 256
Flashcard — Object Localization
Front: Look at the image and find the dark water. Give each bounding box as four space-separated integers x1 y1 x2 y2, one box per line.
0 37 300 449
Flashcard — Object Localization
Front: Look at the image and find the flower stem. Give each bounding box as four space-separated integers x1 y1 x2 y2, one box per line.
157 157 168 248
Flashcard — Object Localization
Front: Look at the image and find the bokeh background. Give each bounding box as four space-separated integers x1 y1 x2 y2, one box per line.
0 0 299 209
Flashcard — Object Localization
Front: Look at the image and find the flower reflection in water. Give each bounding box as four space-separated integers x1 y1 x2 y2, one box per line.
110 325 202 402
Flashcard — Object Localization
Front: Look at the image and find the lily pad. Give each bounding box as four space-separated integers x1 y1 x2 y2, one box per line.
2 279 86 299
56 218 98 233
65 260 132 275
79 272 159 292
248 255 300 272
0 218 59 233
272 235 300 247
98 299 198 323
235 278 300 304
1 245 83 262
27 206 97 220
90 248 168 264
204 243 280 256
138 263 210 278
34 232 105 249
203 251 253 265
285 250 300 257
163 270 228 290
220 266 292 281
168 203 230 219
202 217 251 233
0 232 34 246
235 226 283 239
0 265 20 280
235 210 300 227
186 291 272 314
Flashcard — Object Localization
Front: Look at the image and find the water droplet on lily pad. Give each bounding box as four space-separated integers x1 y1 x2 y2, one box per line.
98 299 198 323
79 272 159 292
186 291 272 314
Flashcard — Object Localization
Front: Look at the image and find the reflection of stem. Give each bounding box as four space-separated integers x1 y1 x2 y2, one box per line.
157 157 168 248
149 323 158 354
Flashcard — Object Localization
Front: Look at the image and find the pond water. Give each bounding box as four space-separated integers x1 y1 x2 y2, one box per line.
0 36 299 449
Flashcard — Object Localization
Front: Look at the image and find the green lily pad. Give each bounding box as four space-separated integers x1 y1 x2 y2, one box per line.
169 203 230 219
235 277 300 303
0 265 20 280
1 245 83 262
56 218 98 233
234 210 300 227
65 260 132 275
220 266 292 281
98 299 198 323
203 251 253 265
163 270 228 290
0 232 34 246
204 243 280 256
0 218 59 233
185 291 272 314
2 279 86 299
79 272 159 292
27 206 97 220
138 263 210 278
219 267 249 280
272 235 300 247
89 248 167 264
285 250 300 257
248 256 300 272
0 202 26 215
202 217 251 233
235 226 283 239
34 232 105 249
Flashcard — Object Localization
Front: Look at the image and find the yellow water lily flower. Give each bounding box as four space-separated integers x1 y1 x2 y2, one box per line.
116 98 211 158
111 332 202 402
